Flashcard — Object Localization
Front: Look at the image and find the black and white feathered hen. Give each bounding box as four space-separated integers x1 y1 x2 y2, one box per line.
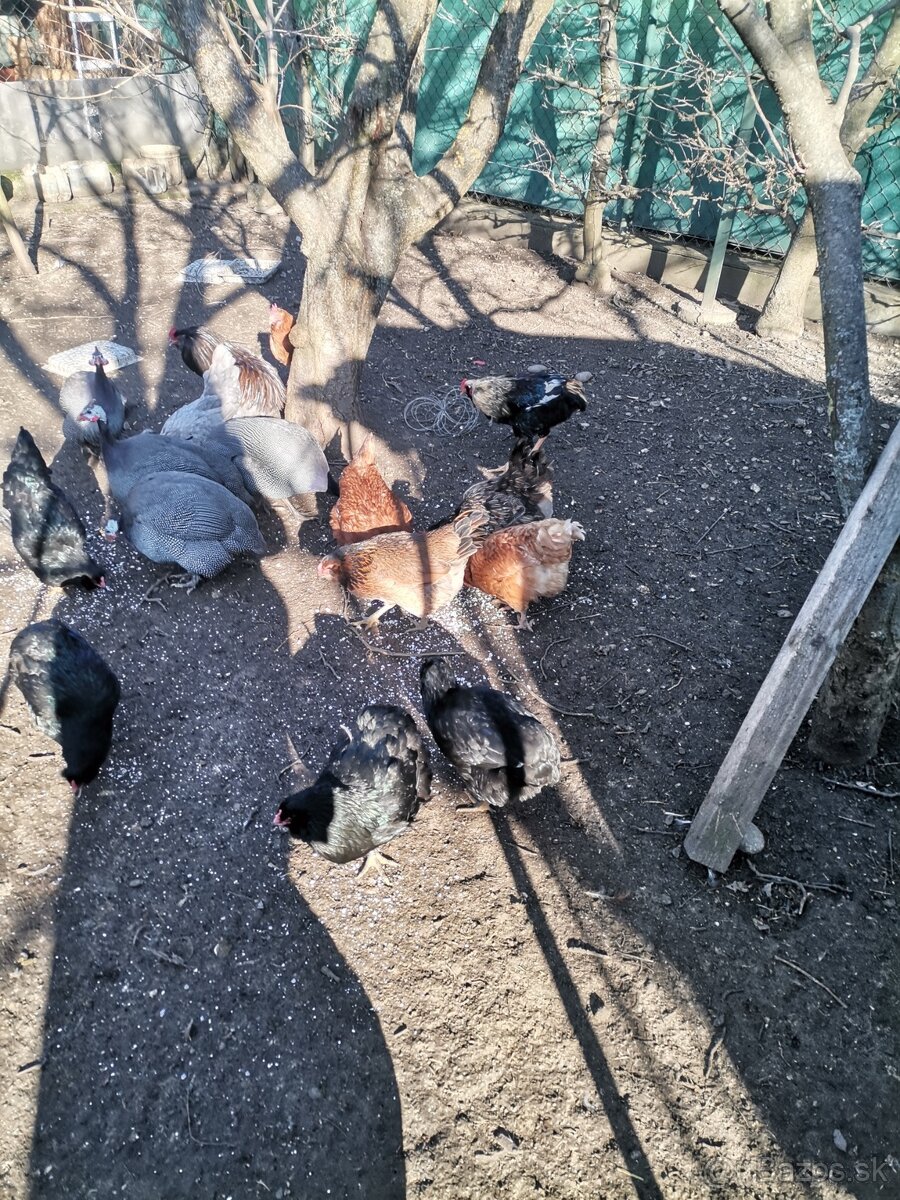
2 428 104 589
420 657 560 811
461 368 592 447
274 704 431 880
9 620 120 793
60 347 127 452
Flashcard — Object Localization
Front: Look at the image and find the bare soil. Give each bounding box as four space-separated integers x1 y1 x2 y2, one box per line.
1 187 899 1200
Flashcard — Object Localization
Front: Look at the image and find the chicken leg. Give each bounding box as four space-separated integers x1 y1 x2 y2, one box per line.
357 849 399 883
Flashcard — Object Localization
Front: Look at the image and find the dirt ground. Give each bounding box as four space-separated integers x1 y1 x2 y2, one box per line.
1 186 899 1200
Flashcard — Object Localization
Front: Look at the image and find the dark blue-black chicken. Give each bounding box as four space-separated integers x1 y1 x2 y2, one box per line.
274 705 431 880
9 620 121 794
2 428 105 589
420 657 560 811
460 368 592 448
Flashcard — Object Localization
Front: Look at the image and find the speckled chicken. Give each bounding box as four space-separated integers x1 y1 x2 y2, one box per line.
169 325 285 418
80 406 253 506
118 470 265 589
3 427 104 589
465 518 585 629
9 620 120 793
318 505 486 629
458 438 553 535
330 436 413 545
268 304 295 367
60 347 127 452
420 657 560 811
461 368 592 447
274 704 431 879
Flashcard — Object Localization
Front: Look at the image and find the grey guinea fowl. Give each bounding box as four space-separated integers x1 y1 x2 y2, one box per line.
79 405 253 506
198 416 330 500
60 347 126 451
119 470 265 584
160 342 238 440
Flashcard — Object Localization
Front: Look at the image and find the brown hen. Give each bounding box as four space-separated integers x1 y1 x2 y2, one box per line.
330 438 413 546
465 518 585 629
269 304 295 367
319 507 486 629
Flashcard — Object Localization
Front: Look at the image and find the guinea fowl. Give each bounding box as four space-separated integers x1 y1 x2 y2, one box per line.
168 325 285 419
461 368 592 449
118 469 265 590
274 704 431 880
187 416 332 504
60 347 127 452
79 405 253 506
2 427 104 589
9 620 120 794
420 657 560 812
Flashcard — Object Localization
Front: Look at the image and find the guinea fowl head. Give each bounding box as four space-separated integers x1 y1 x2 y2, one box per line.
78 403 108 426
89 346 108 369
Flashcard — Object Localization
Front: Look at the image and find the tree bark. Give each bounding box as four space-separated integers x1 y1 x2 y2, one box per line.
808 539 900 764
575 0 621 295
756 7 900 340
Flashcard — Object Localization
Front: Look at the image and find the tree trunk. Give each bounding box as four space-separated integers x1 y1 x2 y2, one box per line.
755 205 816 339
286 249 393 458
809 540 900 764
575 0 620 295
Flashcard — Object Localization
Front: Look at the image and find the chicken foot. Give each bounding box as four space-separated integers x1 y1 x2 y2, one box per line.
352 602 395 633
166 571 203 594
357 849 400 884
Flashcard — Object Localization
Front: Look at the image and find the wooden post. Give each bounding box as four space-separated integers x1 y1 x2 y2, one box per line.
0 181 37 278
684 419 900 873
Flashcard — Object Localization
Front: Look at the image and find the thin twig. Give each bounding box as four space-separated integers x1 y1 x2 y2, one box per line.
837 814 877 828
351 630 464 659
514 679 599 720
317 646 339 681
186 1076 237 1148
773 956 848 1009
695 508 729 545
539 637 571 681
637 633 693 653
823 777 900 799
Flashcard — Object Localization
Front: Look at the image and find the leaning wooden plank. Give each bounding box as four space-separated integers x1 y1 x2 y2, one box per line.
684 419 900 874
0 183 37 278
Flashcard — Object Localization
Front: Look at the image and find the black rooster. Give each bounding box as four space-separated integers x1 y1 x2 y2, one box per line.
9 620 121 794
274 705 431 880
2 428 104 589
460 368 592 449
420 657 560 811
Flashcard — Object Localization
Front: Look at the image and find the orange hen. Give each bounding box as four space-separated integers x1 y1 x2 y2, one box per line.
330 438 414 546
465 518 585 629
318 508 486 629
269 304 295 367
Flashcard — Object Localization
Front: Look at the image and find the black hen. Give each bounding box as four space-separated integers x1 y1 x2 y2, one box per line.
457 438 553 535
461 369 591 444
274 705 431 879
9 620 121 793
2 428 104 589
420 657 560 810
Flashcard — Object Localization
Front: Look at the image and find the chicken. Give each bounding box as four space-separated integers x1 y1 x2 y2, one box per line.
161 342 240 439
2 427 105 589
420 657 560 811
118 470 265 590
59 346 127 453
458 438 553 536
9 620 120 794
168 326 286 418
461 368 592 447
329 436 413 545
318 505 486 629
274 704 431 879
268 303 295 367
465 518 585 629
